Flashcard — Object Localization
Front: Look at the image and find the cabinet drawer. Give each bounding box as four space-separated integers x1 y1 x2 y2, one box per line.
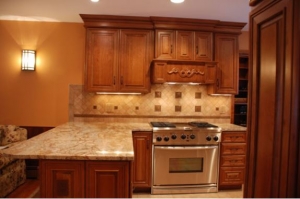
219 167 245 185
222 132 246 143
221 143 246 155
220 155 246 167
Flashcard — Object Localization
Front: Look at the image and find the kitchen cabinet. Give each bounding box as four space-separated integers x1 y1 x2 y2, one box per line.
40 160 85 198
219 131 246 189
132 131 152 191
155 30 176 60
40 159 132 198
155 30 212 61
231 52 249 126
207 34 239 94
85 29 153 93
245 0 300 198
151 60 216 84
81 15 154 94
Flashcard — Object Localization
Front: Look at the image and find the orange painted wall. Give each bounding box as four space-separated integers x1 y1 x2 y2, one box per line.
0 20 85 126
0 20 249 127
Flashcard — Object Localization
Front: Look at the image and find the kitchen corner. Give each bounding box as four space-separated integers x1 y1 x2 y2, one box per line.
1 121 245 197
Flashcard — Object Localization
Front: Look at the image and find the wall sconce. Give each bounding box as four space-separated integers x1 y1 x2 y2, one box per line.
21 50 36 71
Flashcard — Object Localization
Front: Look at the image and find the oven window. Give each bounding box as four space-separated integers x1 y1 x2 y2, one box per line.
169 158 203 173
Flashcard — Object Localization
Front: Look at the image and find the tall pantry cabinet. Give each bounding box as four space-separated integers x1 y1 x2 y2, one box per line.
245 0 300 197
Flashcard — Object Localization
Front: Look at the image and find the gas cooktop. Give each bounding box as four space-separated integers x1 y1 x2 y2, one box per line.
150 121 218 128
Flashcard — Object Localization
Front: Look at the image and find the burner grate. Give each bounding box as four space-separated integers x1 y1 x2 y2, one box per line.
189 122 218 128
150 122 176 128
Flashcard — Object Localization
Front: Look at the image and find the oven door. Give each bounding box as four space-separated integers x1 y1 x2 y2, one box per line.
153 145 219 186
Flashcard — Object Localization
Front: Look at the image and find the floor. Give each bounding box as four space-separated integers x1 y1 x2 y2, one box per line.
6 179 243 198
133 189 243 198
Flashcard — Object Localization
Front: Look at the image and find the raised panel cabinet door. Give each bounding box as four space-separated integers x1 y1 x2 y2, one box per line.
132 132 152 188
245 0 299 198
195 32 213 61
119 30 153 93
151 62 167 83
209 34 239 94
155 30 176 59
86 161 131 198
176 31 194 60
39 160 85 198
85 29 119 92
205 64 216 84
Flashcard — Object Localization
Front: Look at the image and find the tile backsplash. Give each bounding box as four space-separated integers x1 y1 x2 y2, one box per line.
69 84 231 123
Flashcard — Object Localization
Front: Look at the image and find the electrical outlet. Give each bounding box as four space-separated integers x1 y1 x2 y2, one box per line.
106 103 114 113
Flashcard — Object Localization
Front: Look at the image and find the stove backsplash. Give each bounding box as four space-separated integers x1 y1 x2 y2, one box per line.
69 84 231 123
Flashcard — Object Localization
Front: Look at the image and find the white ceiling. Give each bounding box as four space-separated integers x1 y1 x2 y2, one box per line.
0 0 251 30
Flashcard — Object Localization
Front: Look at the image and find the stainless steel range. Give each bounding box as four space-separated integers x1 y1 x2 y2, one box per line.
151 121 221 194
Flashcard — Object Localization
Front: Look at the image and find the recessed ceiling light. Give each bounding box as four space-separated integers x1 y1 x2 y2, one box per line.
91 0 99 2
170 0 185 3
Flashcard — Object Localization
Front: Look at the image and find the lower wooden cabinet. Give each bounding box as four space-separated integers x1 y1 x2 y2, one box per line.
219 131 246 189
40 160 85 198
40 159 132 198
132 131 152 190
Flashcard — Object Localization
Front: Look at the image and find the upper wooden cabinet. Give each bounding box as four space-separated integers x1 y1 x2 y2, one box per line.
155 30 213 61
207 34 239 94
81 15 246 94
155 30 176 60
81 15 154 93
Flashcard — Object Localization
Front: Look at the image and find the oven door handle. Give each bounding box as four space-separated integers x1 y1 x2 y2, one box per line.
154 146 218 150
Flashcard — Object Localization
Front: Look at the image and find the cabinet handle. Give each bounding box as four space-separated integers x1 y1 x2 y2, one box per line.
216 79 219 88
113 76 116 85
196 46 198 55
170 45 173 54
121 76 123 85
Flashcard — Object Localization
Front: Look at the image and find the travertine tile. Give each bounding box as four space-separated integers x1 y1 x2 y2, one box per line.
69 84 231 122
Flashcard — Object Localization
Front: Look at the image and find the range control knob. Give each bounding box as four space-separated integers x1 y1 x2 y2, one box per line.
181 134 187 140
213 136 219 141
206 136 212 141
190 134 196 139
171 134 177 140
156 136 162 142
164 137 169 142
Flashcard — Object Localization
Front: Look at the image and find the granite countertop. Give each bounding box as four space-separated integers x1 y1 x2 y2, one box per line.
1 122 152 161
1 122 246 161
215 123 247 131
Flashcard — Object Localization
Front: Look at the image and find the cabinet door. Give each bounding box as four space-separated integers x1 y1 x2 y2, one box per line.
85 29 119 92
132 131 152 188
155 30 176 59
208 34 239 94
176 31 194 60
119 30 153 93
86 161 131 198
40 160 85 198
195 32 213 61
245 0 299 197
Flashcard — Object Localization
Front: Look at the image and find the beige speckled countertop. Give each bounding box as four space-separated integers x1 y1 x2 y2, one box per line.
1 122 152 161
1 122 245 161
